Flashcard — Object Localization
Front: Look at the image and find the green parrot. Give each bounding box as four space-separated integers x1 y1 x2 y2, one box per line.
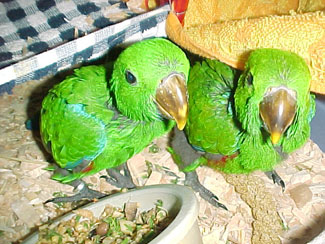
170 48 315 209
40 38 189 202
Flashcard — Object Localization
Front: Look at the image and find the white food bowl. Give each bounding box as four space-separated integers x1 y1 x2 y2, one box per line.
22 184 202 244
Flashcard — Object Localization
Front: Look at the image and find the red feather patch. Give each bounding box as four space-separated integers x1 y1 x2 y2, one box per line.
81 161 94 173
207 153 238 168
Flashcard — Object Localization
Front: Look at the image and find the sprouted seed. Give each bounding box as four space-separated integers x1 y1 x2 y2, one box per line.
36 200 172 244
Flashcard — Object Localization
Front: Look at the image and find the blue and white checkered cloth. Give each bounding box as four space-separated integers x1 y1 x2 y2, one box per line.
0 0 139 69
0 0 170 94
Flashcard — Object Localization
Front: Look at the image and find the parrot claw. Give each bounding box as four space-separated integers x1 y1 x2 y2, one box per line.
101 163 136 189
265 170 285 192
45 180 106 203
185 171 228 210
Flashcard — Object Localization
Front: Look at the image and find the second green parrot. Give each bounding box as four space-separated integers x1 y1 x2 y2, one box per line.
170 49 315 208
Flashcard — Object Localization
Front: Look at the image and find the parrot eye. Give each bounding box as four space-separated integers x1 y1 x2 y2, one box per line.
125 70 137 85
246 72 253 86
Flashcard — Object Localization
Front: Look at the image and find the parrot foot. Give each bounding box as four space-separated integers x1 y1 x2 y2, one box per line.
45 180 106 203
101 163 136 189
185 171 228 210
265 170 285 191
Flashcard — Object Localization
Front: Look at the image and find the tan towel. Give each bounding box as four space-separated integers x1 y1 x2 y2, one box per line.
166 0 325 94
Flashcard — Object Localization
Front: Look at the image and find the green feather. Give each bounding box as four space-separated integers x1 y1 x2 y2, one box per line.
186 59 240 155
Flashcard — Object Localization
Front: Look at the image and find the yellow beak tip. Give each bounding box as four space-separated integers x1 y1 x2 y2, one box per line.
271 133 281 145
176 121 186 130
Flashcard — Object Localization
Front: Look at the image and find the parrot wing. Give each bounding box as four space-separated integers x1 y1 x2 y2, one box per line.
40 65 114 169
186 59 240 155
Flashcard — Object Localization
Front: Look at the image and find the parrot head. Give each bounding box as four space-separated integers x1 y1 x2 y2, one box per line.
235 49 311 145
110 38 189 130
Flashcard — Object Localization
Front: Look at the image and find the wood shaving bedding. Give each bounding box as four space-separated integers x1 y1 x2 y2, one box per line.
0 78 324 244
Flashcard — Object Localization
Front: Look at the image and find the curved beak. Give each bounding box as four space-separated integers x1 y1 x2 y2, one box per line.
259 87 297 145
155 72 188 130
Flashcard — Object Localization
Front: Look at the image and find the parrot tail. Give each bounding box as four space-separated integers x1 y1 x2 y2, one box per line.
25 112 40 131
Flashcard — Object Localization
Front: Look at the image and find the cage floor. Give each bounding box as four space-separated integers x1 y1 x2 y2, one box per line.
0 76 325 244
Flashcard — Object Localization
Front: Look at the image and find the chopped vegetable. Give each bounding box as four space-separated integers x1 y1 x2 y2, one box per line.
36 200 172 244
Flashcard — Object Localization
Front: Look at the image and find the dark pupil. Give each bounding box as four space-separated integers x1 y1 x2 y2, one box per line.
246 72 253 86
125 70 137 84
